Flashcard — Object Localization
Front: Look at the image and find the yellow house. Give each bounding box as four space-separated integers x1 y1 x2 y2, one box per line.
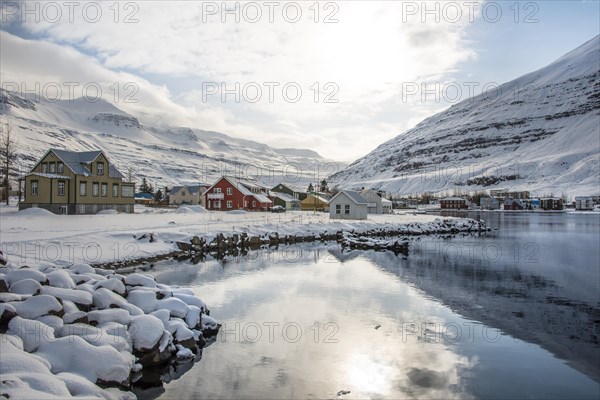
300 193 331 212
19 148 135 214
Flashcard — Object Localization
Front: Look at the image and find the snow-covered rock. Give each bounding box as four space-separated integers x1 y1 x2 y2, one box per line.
128 314 164 351
9 295 63 319
46 270 76 289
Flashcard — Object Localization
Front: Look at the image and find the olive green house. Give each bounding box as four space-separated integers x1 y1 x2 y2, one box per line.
19 149 135 214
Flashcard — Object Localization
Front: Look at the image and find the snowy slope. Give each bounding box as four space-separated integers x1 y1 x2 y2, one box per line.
329 36 600 196
0 91 343 188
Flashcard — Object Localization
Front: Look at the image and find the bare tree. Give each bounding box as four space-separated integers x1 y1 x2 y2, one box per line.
0 120 18 205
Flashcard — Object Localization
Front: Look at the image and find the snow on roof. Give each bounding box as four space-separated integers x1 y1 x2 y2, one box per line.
441 197 467 201
33 148 125 179
381 197 393 204
171 185 202 196
26 173 71 179
305 193 331 203
252 193 273 204
333 190 368 205
271 192 300 202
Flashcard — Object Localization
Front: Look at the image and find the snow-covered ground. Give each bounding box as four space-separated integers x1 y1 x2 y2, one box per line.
1 203 456 266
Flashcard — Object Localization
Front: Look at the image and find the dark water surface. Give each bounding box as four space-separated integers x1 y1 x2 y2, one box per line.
147 212 600 399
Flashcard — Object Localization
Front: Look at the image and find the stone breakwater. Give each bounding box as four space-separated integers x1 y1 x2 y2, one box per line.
173 217 489 257
0 255 220 399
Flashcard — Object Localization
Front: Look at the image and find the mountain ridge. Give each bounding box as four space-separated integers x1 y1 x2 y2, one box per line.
328 36 600 196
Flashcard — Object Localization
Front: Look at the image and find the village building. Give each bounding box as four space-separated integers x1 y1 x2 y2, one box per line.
270 192 301 210
504 198 525 210
134 192 154 206
440 197 468 210
169 184 204 206
540 197 564 211
489 189 531 200
271 183 308 201
300 193 331 212
480 196 500 210
329 190 368 220
575 196 595 210
360 189 393 214
19 148 135 214
204 176 272 211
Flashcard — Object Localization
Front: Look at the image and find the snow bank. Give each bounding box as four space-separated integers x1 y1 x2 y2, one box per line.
0 258 217 399
17 207 56 216
178 205 209 214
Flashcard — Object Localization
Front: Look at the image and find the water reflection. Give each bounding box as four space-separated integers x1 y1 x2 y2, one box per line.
145 213 599 399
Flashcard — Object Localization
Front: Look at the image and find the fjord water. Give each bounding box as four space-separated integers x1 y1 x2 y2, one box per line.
151 213 600 399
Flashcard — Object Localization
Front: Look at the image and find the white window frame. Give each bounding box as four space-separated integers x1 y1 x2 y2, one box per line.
57 162 64 173
344 204 350 215
113 184 119 197
214 187 222 194
122 186 134 198
49 163 56 173
227 200 233 208
80 182 87 196
97 162 104 176
58 181 65 196
41 163 48 173
252 200 256 207
31 181 38 196
101 183 108 197
227 187 232 195
336 204 341 214
92 183 99 197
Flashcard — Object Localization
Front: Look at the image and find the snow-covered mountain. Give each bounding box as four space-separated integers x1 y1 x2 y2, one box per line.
0 90 343 188
329 36 600 197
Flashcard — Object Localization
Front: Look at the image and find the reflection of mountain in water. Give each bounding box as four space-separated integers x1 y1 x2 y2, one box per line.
359 249 600 383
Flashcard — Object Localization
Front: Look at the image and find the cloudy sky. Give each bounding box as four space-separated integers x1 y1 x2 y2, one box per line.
1 1 598 161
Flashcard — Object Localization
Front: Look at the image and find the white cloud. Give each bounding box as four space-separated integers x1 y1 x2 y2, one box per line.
1 1 481 161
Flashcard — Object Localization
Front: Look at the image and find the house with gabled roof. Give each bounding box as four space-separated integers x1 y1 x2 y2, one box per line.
271 183 308 201
19 148 135 214
205 176 272 211
169 184 207 206
329 190 368 220
300 192 331 212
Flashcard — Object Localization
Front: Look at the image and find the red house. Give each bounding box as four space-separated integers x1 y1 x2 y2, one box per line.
440 197 468 209
205 176 272 211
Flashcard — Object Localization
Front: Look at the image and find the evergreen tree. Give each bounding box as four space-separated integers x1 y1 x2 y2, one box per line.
154 189 163 202
307 183 314 192
139 178 154 194
320 179 328 193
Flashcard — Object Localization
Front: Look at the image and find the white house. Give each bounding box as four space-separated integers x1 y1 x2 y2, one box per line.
329 190 368 220
360 189 392 214
169 185 202 206
575 196 594 210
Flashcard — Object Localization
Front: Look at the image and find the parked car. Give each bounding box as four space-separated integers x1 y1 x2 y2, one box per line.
271 205 285 213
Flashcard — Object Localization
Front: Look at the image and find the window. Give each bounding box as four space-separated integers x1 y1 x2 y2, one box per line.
182 190 186 196
214 188 222 194
58 181 65 196
336 204 341 214
31 181 38 195
252 200 256 207
80 182 87 196
49 163 56 173
227 187 232 195
227 200 233 208
57 163 64 173
41 163 48 173
122 186 134 197
112 184 119 197
244 200 248 207
92 183 99 197
101 183 108 197
97 162 104 176
344 205 350 214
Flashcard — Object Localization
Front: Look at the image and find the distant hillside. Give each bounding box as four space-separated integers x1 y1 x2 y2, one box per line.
0 90 344 189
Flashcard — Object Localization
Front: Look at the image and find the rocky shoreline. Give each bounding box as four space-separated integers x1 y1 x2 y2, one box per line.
97 218 490 269
0 254 220 400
